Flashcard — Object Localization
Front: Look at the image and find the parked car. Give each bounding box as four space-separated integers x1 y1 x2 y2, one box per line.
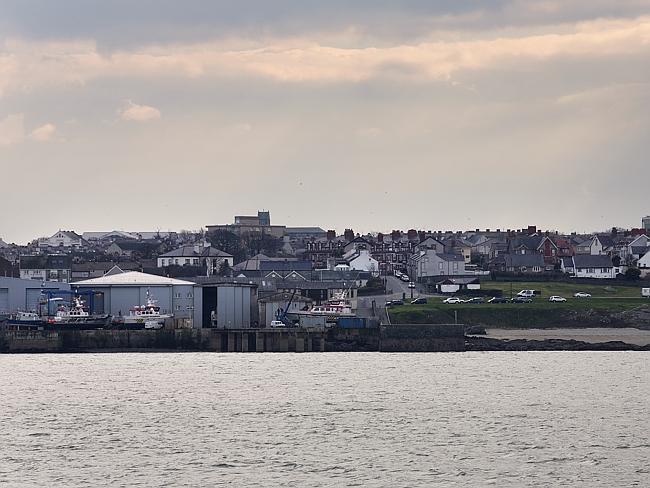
270 320 286 328
408 282 416 289
410 298 427 305
516 289 536 298
643 288 650 298
511 297 533 303
488 297 508 304
391 299 404 306
400 275 410 282
464 297 484 304
443 297 463 304
549 296 567 302
574 292 592 298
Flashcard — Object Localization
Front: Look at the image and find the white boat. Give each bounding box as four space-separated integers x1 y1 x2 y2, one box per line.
123 290 171 329
290 292 355 322
51 297 111 328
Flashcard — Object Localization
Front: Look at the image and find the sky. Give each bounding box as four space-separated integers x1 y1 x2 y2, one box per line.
1 0 649 244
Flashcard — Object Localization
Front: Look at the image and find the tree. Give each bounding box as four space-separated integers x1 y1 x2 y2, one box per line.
625 267 641 281
218 260 232 277
207 230 246 263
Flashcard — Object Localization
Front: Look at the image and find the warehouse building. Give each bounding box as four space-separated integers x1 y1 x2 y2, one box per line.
198 281 259 329
0 277 70 314
72 268 198 327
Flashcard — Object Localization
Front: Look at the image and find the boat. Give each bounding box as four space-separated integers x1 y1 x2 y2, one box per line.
120 290 171 330
47 296 111 330
5 311 48 330
288 292 355 324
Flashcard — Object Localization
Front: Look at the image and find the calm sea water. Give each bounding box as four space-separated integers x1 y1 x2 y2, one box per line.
0 352 648 487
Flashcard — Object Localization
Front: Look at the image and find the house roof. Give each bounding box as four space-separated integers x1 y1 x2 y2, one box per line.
436 277 480 285
72 270 195 286
437 253 465 262
110 240 161 251
259 260 312 272
561 257 574 268
502 253 545 267
596 235 615 248
160 245 232 259
573 255 614 268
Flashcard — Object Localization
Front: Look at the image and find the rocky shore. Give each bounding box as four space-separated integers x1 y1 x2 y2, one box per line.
465 336 650 351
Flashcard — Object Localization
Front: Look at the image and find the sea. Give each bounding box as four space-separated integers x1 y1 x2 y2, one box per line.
0 352 648 487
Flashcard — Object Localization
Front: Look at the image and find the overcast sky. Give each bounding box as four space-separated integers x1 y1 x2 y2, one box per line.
1 1 649 244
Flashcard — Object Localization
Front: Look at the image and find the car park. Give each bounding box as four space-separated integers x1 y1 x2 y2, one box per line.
410 298 427 305
574 292 592 298
443 297 463 304
549 296 567 302
488 297 508 304
464 297 484 304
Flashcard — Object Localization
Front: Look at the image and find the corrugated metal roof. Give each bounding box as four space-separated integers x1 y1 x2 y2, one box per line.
72 271 195 286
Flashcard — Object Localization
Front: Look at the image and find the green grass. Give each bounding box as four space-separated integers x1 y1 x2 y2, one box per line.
480 281 643 299
390 298 650 328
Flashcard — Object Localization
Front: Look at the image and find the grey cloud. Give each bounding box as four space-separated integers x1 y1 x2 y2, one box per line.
2 1 650 49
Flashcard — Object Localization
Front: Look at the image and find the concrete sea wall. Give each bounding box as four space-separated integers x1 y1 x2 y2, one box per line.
0 324 466 353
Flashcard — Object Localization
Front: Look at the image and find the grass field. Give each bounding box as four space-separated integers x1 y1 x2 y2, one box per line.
478 281 644 299
389 281 649 328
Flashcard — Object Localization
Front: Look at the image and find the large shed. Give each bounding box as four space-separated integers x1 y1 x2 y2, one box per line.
72 270 198 327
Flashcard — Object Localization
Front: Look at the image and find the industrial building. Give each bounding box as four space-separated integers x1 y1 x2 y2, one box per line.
198 281 259 329
72 268 197 327
0 277 71 314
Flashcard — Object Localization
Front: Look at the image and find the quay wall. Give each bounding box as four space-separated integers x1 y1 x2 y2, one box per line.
0 324 465 353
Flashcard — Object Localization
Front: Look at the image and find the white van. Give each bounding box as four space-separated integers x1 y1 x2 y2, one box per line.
642 288 650 298
517 289 536 298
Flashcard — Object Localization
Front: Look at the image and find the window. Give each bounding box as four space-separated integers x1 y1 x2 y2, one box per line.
174 292 182 298
187 292 193 298
176 305 181 311
174 259 179 265
161 259 166 266
193 259 199 265
184 258 190 265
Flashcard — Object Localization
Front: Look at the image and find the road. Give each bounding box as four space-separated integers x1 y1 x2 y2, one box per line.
357 276 435 324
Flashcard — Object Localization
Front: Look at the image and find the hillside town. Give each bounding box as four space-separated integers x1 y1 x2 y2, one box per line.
1 212 649 332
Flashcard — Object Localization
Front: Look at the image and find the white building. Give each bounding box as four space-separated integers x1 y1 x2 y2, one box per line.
638 251 650 278
572 255 616 279
158 243 233 276
38 230 86 250
344 249 379 275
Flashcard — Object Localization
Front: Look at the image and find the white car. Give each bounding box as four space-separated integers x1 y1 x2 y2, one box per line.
574 292 592 298
408 282 416 289
548 296 567 302
443 297 463 304
270 320 286 328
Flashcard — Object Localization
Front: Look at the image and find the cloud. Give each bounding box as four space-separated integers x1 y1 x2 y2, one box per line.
29 123 58 142
1 16 649 96
119 101 161 121
0 113 25 146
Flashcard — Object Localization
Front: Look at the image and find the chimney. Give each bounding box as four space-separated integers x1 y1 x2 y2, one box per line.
344 229 354 242
527 225 537 235
377 233 384 243
326 230 336 241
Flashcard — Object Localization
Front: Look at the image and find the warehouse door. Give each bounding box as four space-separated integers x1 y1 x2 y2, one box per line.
25 289 43 312
0 289 8 313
